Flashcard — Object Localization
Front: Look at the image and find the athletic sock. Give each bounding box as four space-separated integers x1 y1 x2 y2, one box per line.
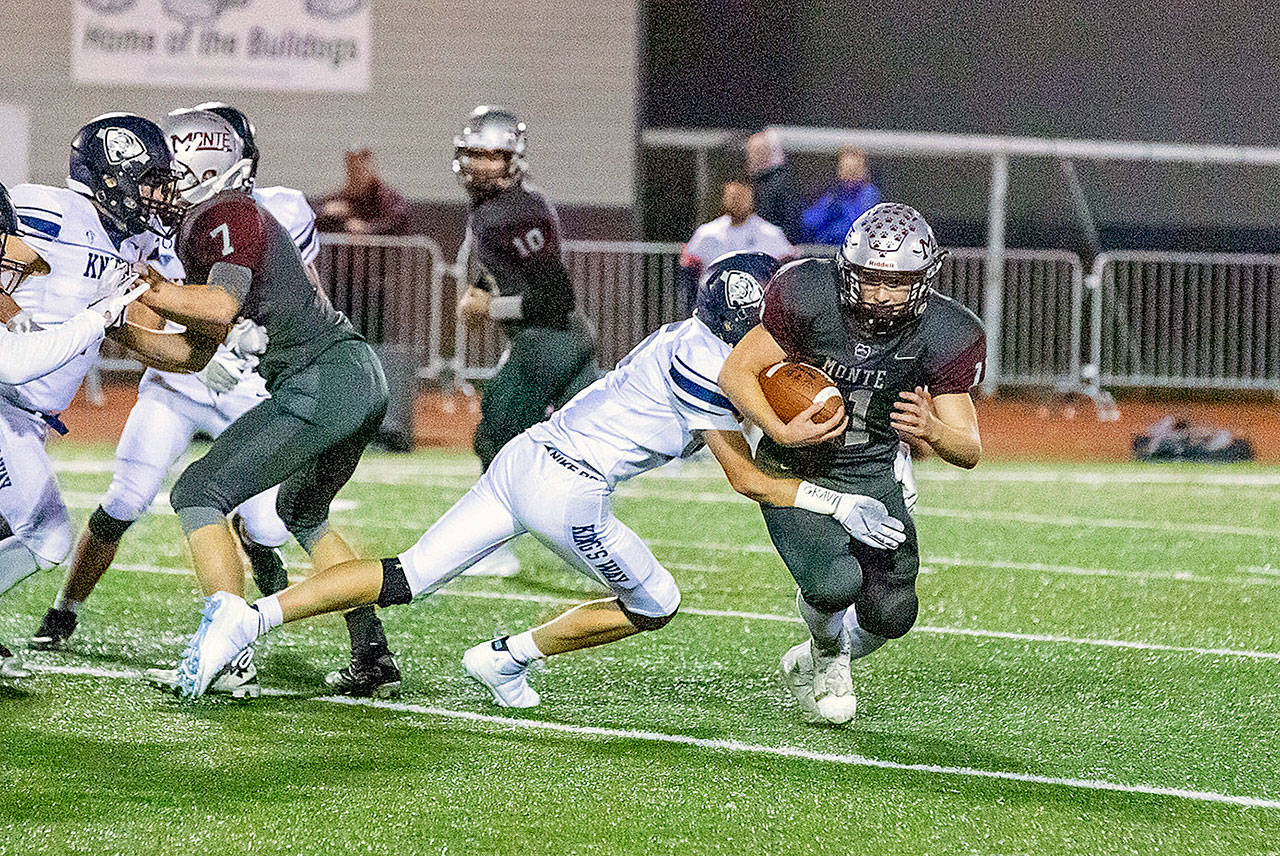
796 590 846 655
842 605 888 660
0 537 41 599
52 593 83 615
506 630 544 665
253 594 284 634
344 605 388 655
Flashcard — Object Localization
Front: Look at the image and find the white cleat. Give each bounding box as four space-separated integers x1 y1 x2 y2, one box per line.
779 640 823 724
463 545 520 578
174 592 262 699
146 646 261 700
0 643 32 680
812 644 856 725
463 637 540 708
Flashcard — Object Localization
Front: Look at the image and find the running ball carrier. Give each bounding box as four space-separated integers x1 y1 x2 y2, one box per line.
720 202 985 725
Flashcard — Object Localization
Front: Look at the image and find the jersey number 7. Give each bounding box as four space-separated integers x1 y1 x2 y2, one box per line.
211 223 234 257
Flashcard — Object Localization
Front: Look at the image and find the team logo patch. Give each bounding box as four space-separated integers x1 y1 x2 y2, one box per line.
101 128 147 166
722 271 763 308
854 343 872 360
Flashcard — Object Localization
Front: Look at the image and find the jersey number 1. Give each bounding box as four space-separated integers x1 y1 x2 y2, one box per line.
211 223 234 257
842 389 874 446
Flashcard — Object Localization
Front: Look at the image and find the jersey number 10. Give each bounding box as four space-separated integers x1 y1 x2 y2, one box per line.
510 227 545 258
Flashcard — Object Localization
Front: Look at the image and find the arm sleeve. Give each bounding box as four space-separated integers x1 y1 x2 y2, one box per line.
925 322 988 394
183 198 268 294
0 310 105 385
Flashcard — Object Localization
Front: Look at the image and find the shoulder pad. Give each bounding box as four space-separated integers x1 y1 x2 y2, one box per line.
8 184 68 240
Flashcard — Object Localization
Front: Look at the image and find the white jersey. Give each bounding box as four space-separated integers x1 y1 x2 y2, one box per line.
141 185 320 401
1 184 159 414
681 214 793 282
0 310 105 386
527 317 739 488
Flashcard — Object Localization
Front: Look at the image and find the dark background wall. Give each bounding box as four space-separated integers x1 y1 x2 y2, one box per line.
642 0 1280 249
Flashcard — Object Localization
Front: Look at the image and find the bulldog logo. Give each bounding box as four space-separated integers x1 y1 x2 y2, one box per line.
722 271 763 308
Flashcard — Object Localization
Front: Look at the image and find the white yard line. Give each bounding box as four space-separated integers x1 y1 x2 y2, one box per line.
20 661 1280 811
111 563 1280 661
61 493 358 514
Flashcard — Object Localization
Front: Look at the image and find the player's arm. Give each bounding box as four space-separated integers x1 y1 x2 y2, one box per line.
891 387 981 469
135 264 236 340
705 429 905 549
109 301 219 373
0 311 107 384
719 324 846 446
0 291 18 324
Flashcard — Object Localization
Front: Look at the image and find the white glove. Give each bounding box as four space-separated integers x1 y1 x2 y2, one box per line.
86 269 148 329
795 481 907 550
225 318 268 357
197 350 255 393
6 310 36 333
894 441 918 515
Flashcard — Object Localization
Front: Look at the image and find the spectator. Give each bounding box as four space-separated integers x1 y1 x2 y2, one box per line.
316 148 409 235
746 130 802 243
801 145 881 245
679 180 793 310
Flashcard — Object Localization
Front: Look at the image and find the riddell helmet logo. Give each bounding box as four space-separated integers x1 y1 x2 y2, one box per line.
722 271 763 308
101 128 147 166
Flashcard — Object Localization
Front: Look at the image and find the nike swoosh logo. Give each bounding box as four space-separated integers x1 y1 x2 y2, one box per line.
894 353 918 361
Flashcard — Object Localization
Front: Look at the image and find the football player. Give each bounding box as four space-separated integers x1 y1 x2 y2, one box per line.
132 143 398 699
1 117 224 677
719 202 985 725
453 106 599 577
30 107 322 692
164 252 903 703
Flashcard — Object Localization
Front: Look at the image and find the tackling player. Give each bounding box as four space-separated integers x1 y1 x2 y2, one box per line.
29 108 322 694
1 118 222 677
454 106 599 577
719 202 985 725
133 152 397 698
164 252 904 703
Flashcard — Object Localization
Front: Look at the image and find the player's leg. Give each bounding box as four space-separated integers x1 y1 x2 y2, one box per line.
33 389 197 649
0 409 74 674
847 475 920 645
463 437 681 707
173 452 527 698
762 503 865 724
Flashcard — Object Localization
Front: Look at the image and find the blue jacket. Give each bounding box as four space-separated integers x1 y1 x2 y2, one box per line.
801 181 881 245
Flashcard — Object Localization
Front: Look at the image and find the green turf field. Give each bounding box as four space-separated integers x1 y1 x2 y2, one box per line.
3 444 1279 855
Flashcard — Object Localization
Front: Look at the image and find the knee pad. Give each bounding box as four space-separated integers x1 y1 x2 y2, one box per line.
88 506 134 544
800 571 861 616
30 523 72 571
377 557 413 607
856 589 918 640
620 600 678 632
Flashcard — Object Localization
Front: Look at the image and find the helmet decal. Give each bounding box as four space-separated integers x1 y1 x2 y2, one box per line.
101 128 148 166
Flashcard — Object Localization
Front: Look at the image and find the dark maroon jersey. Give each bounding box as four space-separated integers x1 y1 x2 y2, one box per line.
178 190 357 387
759 257 986 483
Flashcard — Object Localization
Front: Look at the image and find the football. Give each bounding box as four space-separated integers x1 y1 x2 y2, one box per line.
758 361 843 423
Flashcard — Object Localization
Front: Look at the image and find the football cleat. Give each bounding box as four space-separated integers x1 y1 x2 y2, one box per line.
146 646 261 699
462 544 520 578
812 644 856 725
779 640 823 724
173 592 262 698
1 643 32 679
232 514 290 596
463 637 540 708
324 647 402 698
29 607 77 651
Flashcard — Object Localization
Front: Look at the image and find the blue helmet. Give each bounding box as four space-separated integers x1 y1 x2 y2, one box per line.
0 182 20 280
693 251 781 345
68 113 184 238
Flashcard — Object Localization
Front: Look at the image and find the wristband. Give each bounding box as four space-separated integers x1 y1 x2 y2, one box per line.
794 480 841 516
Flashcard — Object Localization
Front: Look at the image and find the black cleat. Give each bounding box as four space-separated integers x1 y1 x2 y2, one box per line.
324 647 402 698
233 513 289 596
30 608 77 651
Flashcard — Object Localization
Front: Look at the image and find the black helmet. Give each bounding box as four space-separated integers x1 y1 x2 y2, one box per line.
453 105 527 197
68 113 185 238
694 251 780 345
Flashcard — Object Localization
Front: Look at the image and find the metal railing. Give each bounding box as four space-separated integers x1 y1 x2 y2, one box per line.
1092 251 1280 390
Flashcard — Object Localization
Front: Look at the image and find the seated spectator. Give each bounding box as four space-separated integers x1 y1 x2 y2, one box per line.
801 145 881 245
746 130 801 243
317 148 409 235
679 180 794 311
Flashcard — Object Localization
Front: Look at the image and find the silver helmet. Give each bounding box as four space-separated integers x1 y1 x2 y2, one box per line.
835 202 946 336
452 106 527 194
161 108 253 205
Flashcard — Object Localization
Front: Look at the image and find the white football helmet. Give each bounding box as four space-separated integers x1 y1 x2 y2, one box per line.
161 108 253 205
836 202 946 336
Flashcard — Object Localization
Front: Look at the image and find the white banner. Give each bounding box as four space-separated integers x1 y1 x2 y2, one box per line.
72 0 370 93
